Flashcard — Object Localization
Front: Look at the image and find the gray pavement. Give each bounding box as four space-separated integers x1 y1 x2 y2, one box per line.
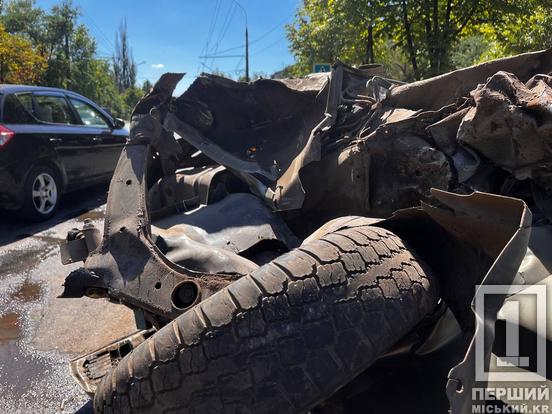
0 185 136 413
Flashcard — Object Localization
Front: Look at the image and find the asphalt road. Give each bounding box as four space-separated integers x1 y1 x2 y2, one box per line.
0 184 136 413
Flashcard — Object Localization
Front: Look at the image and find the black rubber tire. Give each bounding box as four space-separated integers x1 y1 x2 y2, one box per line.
94 221 439 414
17 164 61 222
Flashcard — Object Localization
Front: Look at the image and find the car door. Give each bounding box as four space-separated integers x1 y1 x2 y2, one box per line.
32 92 99 187
67 96 127 178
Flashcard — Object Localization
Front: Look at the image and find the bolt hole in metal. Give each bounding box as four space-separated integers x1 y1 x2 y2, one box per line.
125 179 132 185
119 226 126 232
32 173 57 214
172 281 199 310
154 282 162 289
456 380 464 393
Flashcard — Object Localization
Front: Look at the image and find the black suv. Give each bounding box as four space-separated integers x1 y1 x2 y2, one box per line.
0 85 128 220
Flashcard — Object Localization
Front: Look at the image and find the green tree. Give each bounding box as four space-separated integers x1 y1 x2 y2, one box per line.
87 59 125 116
70 25 96 93
141 79 152 93
287 0 552 80
122 86 143 116
44 0 78 87
0 0 140 118
287 1 412 77
0 22 46 83
113 18 136 92
1 0 45 44
472 1 552 60
449 34 490 69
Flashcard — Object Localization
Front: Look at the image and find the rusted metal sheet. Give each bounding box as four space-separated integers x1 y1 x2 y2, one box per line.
386 48 552 111
458 72 552 187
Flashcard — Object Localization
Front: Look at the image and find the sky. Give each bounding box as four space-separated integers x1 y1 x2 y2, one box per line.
37 0 299 95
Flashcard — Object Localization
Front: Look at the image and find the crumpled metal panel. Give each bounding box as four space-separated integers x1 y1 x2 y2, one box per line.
441 193 532 414
372 190 531 414
139 49 552 223
458 72 552 187
166 74 329 185
164 64 388 211
153 193 299 254
152 193 299 274
385 48 552 111
72 73 243 319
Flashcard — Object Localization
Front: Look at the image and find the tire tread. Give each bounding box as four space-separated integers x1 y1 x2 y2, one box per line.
95 223 438 414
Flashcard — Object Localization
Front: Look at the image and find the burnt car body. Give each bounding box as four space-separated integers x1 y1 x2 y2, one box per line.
60 49 552 413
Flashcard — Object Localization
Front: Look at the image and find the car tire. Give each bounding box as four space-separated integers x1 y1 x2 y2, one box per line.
17 164 61 222
94 221 439 414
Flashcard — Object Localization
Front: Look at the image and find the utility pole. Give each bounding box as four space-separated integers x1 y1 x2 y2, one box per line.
233 0 249 82
245 26 249 82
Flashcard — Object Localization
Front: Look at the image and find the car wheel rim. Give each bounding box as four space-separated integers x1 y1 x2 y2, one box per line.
32 173 57 215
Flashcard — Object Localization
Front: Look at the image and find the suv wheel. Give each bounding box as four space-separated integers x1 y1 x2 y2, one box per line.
93 223 439 413
18 165 61 221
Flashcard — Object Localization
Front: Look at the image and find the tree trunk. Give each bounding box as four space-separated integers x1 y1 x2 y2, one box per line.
365 24 374 64
432 0 439 74
401 0 419 79
424 0 433 73
64 27 70 88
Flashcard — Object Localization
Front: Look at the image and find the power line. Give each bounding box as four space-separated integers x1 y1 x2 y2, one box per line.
197 0 222 75
78 16 113 56
200 62 216 73
212 3 235 52
233 56 244 75
208 1 236 68
251 35 286 56
80 8 116 53
212 15 291 55
197 2 292 80
200 54 244 59
203 0 222 55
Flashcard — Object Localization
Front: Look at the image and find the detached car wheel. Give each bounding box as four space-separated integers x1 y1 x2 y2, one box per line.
94 222 439 414
18 165 61 221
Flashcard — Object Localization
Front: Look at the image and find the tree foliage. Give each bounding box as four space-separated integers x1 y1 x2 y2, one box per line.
0 22 46 83
287 0 552 80
113 18 137 92
0 0 145 118
1 0 45 44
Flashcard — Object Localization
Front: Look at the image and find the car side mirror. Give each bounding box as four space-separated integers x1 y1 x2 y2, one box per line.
113 118 126 129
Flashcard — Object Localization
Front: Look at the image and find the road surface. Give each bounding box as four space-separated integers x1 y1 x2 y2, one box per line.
0 184 135 413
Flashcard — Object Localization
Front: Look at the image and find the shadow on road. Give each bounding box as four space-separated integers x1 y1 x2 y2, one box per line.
75 400 93 413
0 182 108 248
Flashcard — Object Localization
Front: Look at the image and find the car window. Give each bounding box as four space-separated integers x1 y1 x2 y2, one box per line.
34 94 75 124
2 93 37 124
69 98 109 128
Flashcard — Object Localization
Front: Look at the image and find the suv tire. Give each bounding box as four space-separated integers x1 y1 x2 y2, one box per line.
94 222 439 413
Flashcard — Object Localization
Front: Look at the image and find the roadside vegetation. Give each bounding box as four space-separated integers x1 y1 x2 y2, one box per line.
2 0 552 109
285 0 552 80
0 0 149 118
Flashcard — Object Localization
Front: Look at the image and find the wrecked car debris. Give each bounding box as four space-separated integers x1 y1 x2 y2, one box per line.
60 48 552 413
